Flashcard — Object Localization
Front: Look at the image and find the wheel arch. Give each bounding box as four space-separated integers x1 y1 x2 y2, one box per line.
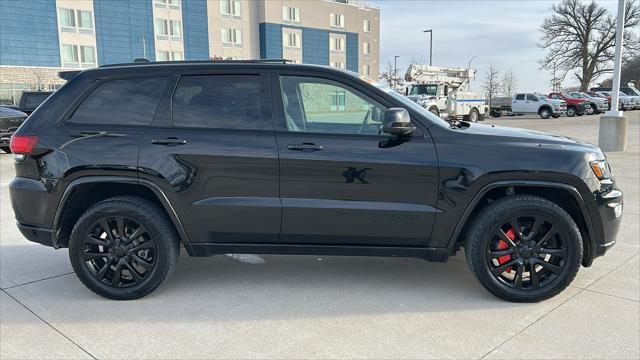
538 104 552 114
52 176 190 248
449 180 596 267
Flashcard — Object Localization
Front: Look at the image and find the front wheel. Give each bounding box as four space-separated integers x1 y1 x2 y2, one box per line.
566 106 576 117
428 106 440 117
69 196 180 300
465 195 582 302
468 108 480 122
539 107 551 119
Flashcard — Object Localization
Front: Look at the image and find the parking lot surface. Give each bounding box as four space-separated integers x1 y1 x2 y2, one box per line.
1 113 638 359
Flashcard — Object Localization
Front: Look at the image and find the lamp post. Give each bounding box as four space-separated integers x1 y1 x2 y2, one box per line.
423 29 432 66
394 55 400 89
599 0 627 151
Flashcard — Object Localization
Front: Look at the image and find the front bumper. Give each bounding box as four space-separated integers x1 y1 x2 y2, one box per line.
591 185 623 260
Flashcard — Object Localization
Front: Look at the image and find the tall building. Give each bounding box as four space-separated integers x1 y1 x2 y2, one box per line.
0 0 380 105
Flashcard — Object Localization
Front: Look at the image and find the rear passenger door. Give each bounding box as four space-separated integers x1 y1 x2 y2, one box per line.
138 71 281 244
512 93 526 113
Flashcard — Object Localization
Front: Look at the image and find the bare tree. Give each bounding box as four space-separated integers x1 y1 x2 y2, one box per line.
539 0 640 91
501 67 518 99
379 61 403 92
483 63 500 108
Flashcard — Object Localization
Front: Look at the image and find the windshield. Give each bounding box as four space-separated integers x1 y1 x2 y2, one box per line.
630 87 640 96
371 82 450 127
409 84 438 96
536 94 549 99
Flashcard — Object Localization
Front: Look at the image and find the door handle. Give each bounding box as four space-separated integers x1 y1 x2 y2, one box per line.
151 137 187 146
287 143 323 151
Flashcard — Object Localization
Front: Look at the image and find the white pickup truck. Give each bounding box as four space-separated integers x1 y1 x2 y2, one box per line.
490 93 567 119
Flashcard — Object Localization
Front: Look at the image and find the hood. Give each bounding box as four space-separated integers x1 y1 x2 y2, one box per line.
458 123 604 157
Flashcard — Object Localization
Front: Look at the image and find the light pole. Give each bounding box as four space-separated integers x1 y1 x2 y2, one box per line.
423 29 432 66
467 55 476 90
599 0 627 152
394 55 400 89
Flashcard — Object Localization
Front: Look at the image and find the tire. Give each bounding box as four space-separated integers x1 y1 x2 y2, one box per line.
491 109 501 118
69 196 180 300
428 106 440 117
1 146 11 154
551 114 561 118
465 195 582 302
566 106 576 117
468 108 480 122
591 103 599 114
538 107 551 119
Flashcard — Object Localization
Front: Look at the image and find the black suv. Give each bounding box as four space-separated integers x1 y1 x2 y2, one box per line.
9 60 623 301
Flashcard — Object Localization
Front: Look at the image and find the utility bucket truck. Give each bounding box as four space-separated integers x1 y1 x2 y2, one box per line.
405 65 487 122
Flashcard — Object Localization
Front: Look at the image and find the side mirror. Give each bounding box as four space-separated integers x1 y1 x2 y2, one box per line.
383 108 415 136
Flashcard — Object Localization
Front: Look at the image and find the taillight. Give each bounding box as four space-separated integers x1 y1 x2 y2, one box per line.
9 135 39 154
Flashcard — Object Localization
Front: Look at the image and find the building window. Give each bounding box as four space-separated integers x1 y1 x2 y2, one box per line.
169 0 181 8
283 32 301 49
221 28 242 46
283 6 300 23
330 37 344 52
220 0 241 17
363 42 370 55
62 44 78 64
156 51 170 61
155 19 169 37
58 8 75 28
170 20 182 37
172 51 183 61
362 64 370 76
80 46 96 64
330 13 344 29
363 19 371 33
330 62 345 69
77 10 93 29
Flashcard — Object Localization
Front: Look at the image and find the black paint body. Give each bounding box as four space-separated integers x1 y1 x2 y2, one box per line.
9 63 622 265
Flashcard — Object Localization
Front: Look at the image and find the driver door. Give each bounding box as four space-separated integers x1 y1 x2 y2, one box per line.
273 73 439 246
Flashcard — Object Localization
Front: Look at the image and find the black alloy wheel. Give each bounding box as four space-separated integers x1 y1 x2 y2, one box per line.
81 216 156 288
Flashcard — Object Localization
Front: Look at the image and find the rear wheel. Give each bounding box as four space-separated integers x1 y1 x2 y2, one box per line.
1 146 11 154
465 195 582 302
566 106 576 117
468 108 480 122
69 196 180 300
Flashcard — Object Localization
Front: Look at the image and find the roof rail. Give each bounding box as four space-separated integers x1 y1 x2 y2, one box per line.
100 58 292 68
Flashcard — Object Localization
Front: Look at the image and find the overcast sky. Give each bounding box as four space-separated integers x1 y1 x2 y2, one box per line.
372 0 621 92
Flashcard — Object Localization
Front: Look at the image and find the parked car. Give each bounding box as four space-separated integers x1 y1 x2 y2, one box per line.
9 60 622 302
548 93 591 117
491 93 565 119
0 107 28 153
17 91 53 115
598 91 637 111
587 91 618 110
567 92 608 114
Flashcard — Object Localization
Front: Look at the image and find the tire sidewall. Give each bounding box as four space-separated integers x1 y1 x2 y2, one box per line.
69 199 177 300
539 108 551 119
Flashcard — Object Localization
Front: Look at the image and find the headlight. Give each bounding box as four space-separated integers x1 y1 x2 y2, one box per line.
590 160 612 180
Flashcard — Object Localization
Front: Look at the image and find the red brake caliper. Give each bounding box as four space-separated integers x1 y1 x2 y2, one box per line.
497 228 516 273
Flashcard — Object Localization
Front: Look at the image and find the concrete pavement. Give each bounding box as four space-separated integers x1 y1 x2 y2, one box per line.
1 113 638 359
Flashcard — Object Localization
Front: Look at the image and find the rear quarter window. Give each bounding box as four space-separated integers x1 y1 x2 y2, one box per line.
69 77 168 125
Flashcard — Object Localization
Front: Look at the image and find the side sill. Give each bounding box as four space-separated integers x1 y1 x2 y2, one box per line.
184 243 450 262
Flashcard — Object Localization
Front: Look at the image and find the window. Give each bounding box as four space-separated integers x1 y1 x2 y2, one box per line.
156 51 170 61
171 51 183 60
515 94 525 100
69 77 168 125
363 19 371 33
58 8 75 28
220 0 241 16
170 20 182 36
77 10 93 29
330 37 344 52
363 42 370 55
526 94 538 101
62 44 78 63
330 62 345 69
283 6 300 22
279 76 388 135
362 64 370 76
330 13 344 28
155 19 168 36
80 46 95 64
169 0 181 6
283 32 300 48
172 75 264 129
221 28 242 45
